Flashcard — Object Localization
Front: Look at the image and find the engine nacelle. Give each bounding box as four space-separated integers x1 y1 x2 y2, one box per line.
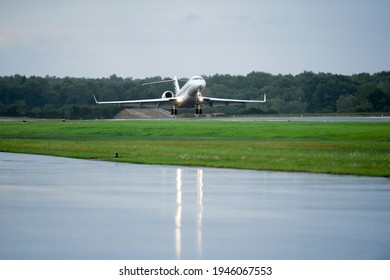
161 91 174 99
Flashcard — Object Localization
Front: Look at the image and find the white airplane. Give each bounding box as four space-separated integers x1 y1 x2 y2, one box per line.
93 75 266 115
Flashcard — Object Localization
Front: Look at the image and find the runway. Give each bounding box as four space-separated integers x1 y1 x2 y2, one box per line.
215 116 390 122
0 152 389 259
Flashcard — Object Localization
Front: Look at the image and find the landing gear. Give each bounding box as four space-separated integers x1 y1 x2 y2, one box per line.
170 104 178 115
195 108 202 115
195 105 202 116
196 90 203 116
171 108 177 115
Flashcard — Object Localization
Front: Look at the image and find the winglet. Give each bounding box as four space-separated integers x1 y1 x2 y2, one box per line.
263 93 266 102
93 95 99 104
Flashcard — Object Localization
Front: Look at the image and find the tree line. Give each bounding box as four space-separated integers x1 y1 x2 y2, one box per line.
0 71 389 119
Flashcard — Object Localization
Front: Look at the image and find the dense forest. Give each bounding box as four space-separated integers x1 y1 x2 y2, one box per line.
0 71 389 119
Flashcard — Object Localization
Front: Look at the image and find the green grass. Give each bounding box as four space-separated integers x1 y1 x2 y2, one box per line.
0 119 389 176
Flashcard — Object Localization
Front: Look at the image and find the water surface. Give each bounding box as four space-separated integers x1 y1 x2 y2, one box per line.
0 152 389 259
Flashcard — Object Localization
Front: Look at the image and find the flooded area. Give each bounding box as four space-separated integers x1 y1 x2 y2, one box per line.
0 152 389 259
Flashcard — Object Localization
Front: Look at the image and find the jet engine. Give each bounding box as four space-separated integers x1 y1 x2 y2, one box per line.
161 91 174 99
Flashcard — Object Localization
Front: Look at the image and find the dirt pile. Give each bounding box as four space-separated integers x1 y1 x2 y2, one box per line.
114 109 173 119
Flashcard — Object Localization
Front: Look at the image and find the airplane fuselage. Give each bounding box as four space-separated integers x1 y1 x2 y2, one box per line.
175 76 206 108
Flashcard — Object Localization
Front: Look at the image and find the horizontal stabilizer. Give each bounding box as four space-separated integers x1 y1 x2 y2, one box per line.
142 79 175 86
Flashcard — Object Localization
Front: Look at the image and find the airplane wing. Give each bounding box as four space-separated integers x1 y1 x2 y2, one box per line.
93 95 176 108
200 94 266 107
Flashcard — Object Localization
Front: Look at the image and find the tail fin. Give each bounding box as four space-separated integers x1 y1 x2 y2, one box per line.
173 76 180 96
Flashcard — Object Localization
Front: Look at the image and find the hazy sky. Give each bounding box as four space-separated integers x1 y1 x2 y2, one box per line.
0 0 389 78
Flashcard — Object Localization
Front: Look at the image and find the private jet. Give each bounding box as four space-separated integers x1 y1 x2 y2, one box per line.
93 75 266 115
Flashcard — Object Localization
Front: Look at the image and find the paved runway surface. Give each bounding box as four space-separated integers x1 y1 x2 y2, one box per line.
0 152 389 259
217 116 390 122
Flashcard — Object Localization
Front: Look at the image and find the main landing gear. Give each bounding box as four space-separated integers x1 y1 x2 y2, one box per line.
171 107 177 115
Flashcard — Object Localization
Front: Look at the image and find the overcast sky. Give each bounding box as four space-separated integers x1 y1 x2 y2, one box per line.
0 0 389 78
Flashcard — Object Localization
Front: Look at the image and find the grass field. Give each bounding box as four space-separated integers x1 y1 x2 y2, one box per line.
0 119 389 177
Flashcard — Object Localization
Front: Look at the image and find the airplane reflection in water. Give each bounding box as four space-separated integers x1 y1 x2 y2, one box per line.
2 153 389 260
175 168 203 259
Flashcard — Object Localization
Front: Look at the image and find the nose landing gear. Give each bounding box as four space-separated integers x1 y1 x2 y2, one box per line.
195 105 202 116
196 90 203 116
